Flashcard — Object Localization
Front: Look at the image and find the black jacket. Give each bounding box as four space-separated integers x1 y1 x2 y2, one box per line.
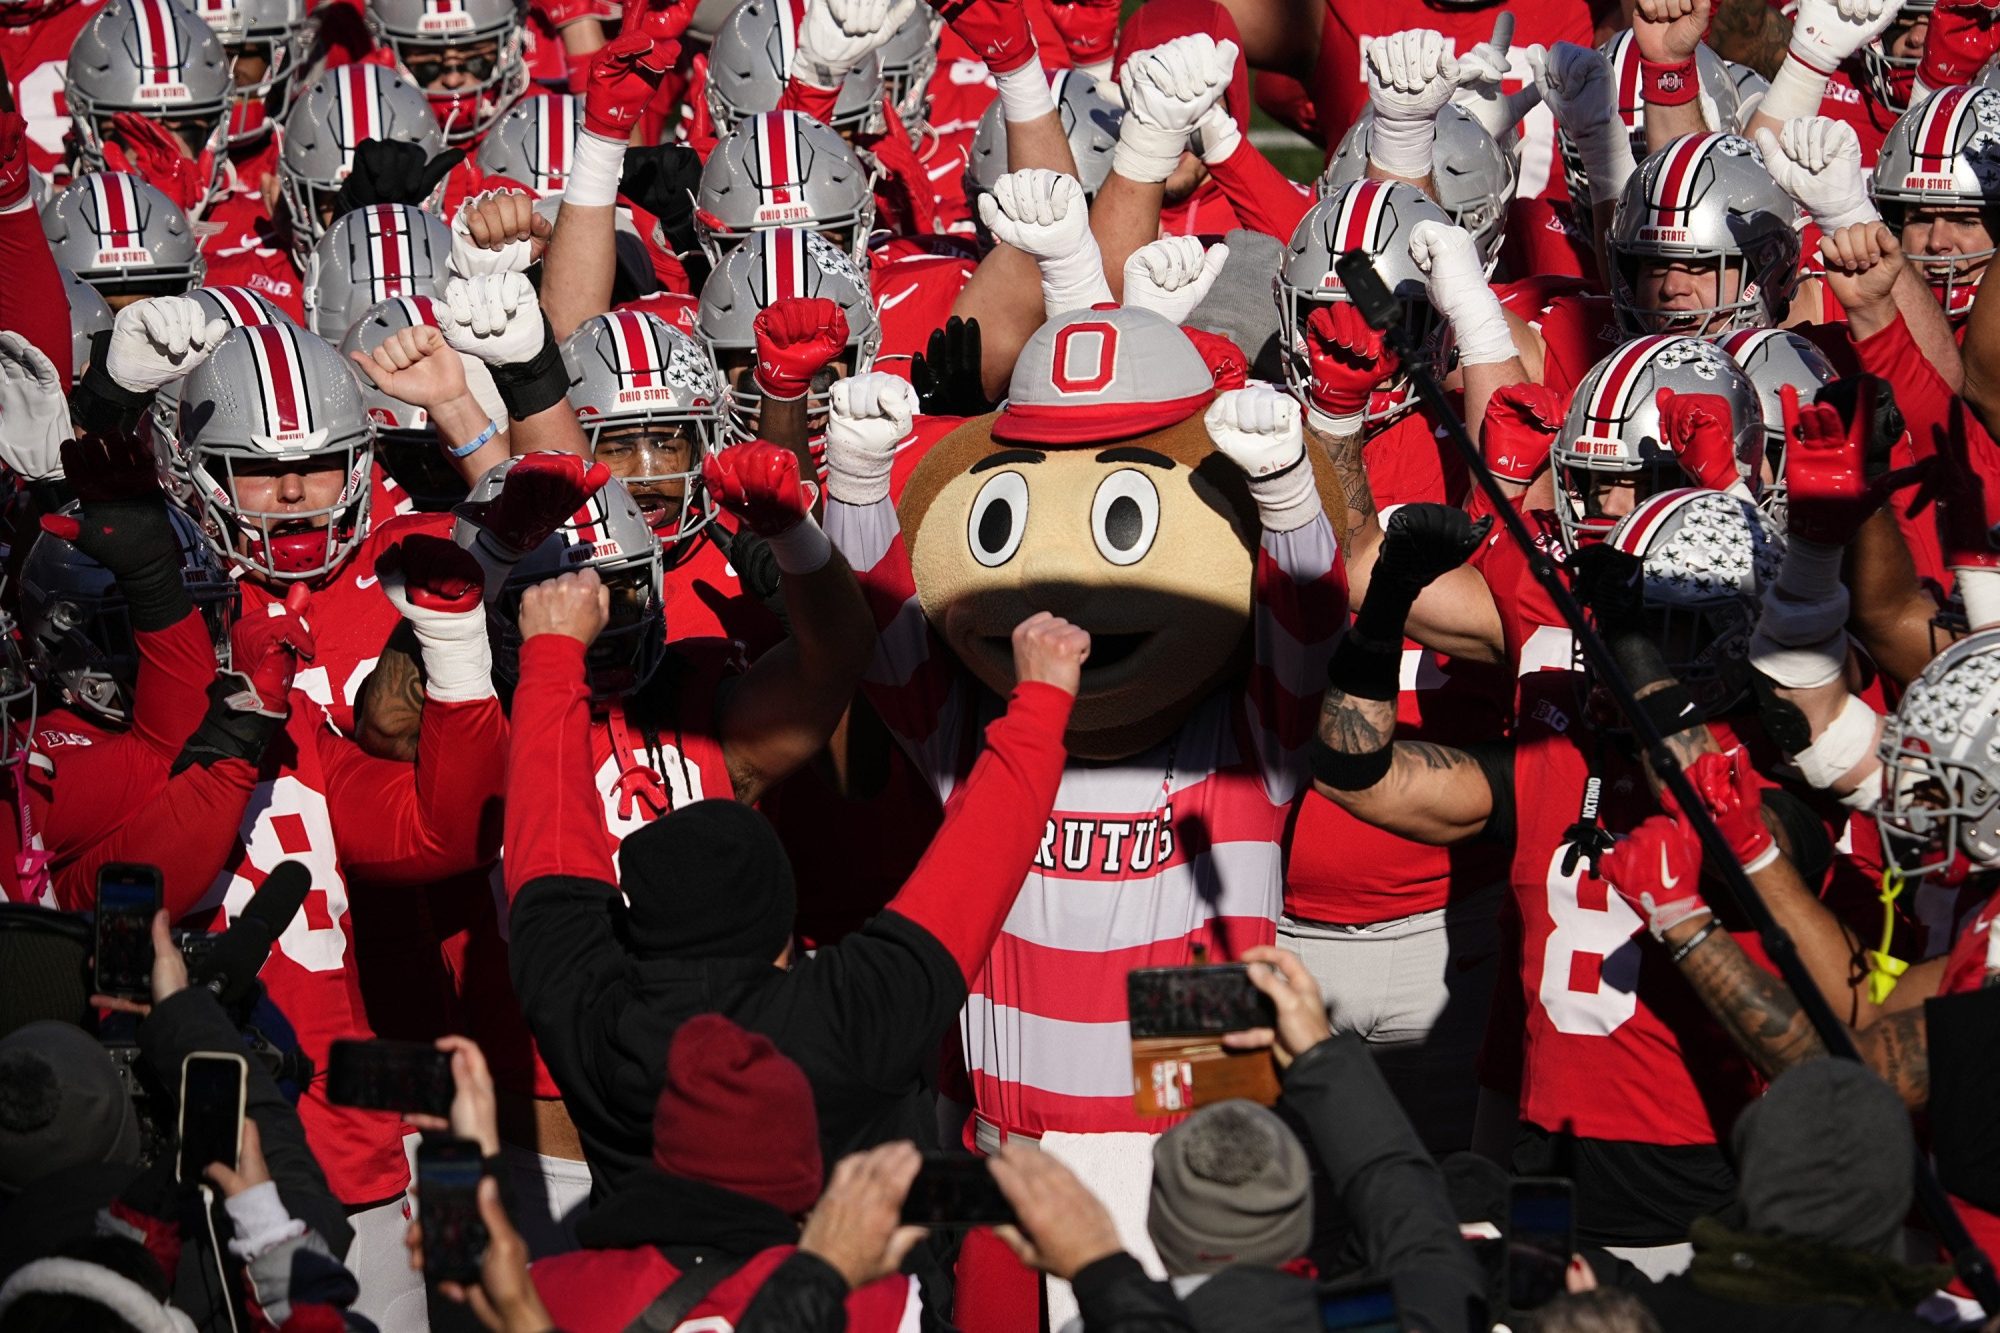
1636 1218 1947 1333
510 880 965 1196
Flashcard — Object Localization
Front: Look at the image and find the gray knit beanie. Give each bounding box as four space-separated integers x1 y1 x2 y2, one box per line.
1147 1100 1312 1276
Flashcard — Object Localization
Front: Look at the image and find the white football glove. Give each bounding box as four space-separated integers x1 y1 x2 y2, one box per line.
793 0 917 87
1788 0 1898 72
1528 42 1634 207
1450 13 1543 148
1115 33 1238 183
1407 220 1514 366
438 273 547 367
106 296 230 395
824 372 918 505
1121 237 1229 325
977 169 1116 313
0 333 69 482
1365 29 1472 179
448 190 540 279
1206 384 1319 532
1753 117 1878 233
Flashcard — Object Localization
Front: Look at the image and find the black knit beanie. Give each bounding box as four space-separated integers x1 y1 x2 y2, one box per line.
620 799 797 961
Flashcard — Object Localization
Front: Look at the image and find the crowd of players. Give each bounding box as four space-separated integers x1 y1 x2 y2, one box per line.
9 0 2000 1323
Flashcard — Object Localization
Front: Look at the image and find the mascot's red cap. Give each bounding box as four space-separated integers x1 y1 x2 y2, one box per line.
993 305 1217 444
1113 0 1251 134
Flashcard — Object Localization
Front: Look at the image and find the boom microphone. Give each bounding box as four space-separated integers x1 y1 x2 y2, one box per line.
192 861 310 1006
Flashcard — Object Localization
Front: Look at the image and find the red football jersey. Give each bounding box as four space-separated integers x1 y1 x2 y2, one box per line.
200 193 308 323
1499 196 1593 285
871 250 977 367
0 0 105 180
1819 60 1897 167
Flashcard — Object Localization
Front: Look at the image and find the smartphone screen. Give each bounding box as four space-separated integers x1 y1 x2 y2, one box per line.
1318 1281 1400 1332
94 865 162 1000
1127 963 1277 1038
418 1137 488 1285
1506 1178 1576 1313
899 1154 1016 1227
326 1039 455 1117
177 1052 247 1184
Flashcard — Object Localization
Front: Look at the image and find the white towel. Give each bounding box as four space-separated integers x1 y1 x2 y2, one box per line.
1037 1130 1165 1331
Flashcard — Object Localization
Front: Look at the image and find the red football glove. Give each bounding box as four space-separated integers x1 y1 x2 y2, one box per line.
1598 810 1709 942
456 451 613 554
229 585 316 714
581 35 675 141
702 440 814 537
1780 380 1911 550
1678 748 1775 870
376 534 485 614
1936 405 2000 571
931 0 1038 74
631 0 699 44
531 0 619 27
1303 303 1399 422
1921 1 2000 92
100 113 209 214
1479 382 1564 484
1184 327 1248 392
0 111 28 212
1046 0 1121 65
753 298 849 400
1657 388 1744 493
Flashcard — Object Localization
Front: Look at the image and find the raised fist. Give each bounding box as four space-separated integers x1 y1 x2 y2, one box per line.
1206 383 1304 478
1406 219 1491 323
349 323 468 414
753 297 851 399
581 34 673 141
379 533 487 615
1818 221 1906 316
703 440 816 536
331 139 466 215
1479 382 1565 484
1119 33 1238 136
1364 29 1465 125
1303 302 1399 426
1753 118 1876 234
929 0 1037 76
0 333 69 483
1046 0 1120 66
1632 0 1712 65
1684 748 1774 869
1121 237 1228 325
978 168 1090 261
1657 389 1748 493
825 372 918 504
794 0 918 87
228 585 316 717
1376 503 1494 596
106 296 230 394
518 569 611 647
449 189 552 278
1598 811 1707 941
457 451 612 556
438 273 548 367
1789 0 1899 73
1011 610 1092 697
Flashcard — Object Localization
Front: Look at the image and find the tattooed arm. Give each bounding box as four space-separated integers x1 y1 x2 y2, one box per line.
1709 0 1791 78
355 624 427 763
1311 687 1502 845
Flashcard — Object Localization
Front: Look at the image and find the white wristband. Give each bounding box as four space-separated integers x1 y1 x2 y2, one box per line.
1038 241 1116 315
1113 118 1189 184
1759 57 1831 126
565 130 626 208
1247 460 1320 534
1443 288 1514 367
1958 566 2000 631
1750 537 1849 688
995 62 1055 123
1793 691 1881 789
1575 124 1636 209
1305 404 1365 438
765 513 833 575
1367 117 1435 182
411 609 497 703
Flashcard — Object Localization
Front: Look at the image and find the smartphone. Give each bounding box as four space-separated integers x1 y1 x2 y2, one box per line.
1318 1280 1401 1332
177 1051 247 1184
1506 1177 1576 1313
417 1136 488 1285
94 864 162 1001
899 1153 1016 1227
1127 963 1277 1039
326 1039 455 1117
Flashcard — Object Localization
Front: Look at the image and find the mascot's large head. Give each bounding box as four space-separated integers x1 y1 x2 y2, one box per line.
898 306 1343 760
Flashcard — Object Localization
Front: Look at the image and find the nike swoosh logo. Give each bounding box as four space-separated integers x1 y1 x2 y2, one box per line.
356 575 379 589
878 287 918 312
1658 846 1680 891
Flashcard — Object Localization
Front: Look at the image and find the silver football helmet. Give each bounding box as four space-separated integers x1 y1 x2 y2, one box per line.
706 0 883 134
1556 33 1742 214
64 0 231 202
18 506 235 726
1319 102 1517 272
1552 334 1765 550
1711 327 1836 521
337 295 471 510
1608 132 1802 336
455 459 665 698
697 227 881 442
150 284 300 484
1876 627 2000 878
43 173 205 297
877 5 940 131
967 68 1122 205
61 266 115 379
279 64 445 264
1275 179 1450 433
1873 85 2000 320
176 323 375 582
697 109 877 266
303 202 451 341
190 0 311 145
369 0 530 144
564 311 725 543
1601 486 1785 715
1860 0 1935 116
474 93 582 197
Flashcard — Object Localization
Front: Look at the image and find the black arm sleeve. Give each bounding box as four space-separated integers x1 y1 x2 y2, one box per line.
1465 741 1516 846
1762 788 1835 886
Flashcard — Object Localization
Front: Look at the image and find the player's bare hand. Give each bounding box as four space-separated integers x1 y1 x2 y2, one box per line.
1011 611 1091 696
517 569 610 647
351 325 469 412
1818 220 1904 312
450 189 553 278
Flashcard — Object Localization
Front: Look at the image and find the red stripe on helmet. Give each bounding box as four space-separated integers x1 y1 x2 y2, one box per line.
345 65 375 143
612 311 657 387
1337 179 1385 256
252 325 303 434
139 0 176 84
1586 335 1668 432
97 174 138 248
1652 135 1710 230
1918 85 1972 166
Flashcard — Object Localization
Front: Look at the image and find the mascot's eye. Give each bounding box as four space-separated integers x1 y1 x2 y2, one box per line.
968 470 1029 567
1090 468 1159 567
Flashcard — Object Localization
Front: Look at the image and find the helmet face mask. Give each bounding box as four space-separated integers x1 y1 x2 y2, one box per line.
193 0 309 144
1860 2 1935 116
1876 628 2000 880
0 612 37 776
368 0 528 144
877 7 939 132
64 0 233 205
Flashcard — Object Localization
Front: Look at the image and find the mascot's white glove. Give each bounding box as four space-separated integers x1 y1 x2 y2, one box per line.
1122 237 1229 325
106 296 229 394
438 273 547 368
1528 42 1634 207
378 538 494 704
1364 29 1471 180
1450 13 1543 148
1762 0 1897 121
1408 220 1513 366
793 0 917 89
1116 33 1237 183
1207 384 1319 533
978 169 1116 314
0 333 69 482
448 190 540 278
825 372 917 505
1753 117 1878 233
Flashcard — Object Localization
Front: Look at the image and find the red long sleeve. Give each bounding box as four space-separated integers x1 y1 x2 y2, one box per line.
128 612 221 759
55 758 262 917
0 201 73 389
504 634 616 893
778 77 841 125
1205 141 1313 241
885 680 1072 980
320 694 508 887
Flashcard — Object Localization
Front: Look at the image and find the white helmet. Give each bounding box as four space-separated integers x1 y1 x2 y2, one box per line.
303 202 452 341
369 0 530 143
61 266 115 379
1711 327 1836 522
696 109 877 266
43 172 205 297
1555 30 1743 209
150 284 299 485
279 64 445 263
967 68 1122 206
706 0 882 134
1872 85 2000 320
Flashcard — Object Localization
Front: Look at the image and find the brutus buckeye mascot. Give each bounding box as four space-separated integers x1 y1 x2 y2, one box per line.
821 305 1348 1328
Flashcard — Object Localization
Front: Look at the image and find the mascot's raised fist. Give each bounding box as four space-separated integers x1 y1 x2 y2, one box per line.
1206 384 1304 478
